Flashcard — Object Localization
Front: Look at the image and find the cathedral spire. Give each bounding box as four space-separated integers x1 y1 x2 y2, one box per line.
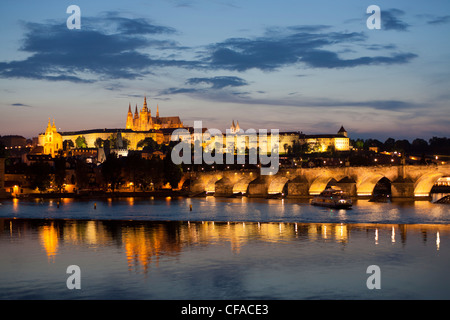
128 103 132 113
156 104 159 118
143 96 148 112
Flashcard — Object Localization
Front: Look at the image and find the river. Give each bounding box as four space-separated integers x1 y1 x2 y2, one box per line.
0 195 449 300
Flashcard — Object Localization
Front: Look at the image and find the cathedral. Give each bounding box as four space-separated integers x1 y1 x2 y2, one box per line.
126 97 184 131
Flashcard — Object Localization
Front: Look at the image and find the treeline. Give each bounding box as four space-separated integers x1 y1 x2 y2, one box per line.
17 147 183 193
351 137 450 155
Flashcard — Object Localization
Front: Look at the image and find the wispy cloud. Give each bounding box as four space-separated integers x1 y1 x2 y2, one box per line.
382 9 410 31
426 15 450 25
11 103 32 107
186 76 248 89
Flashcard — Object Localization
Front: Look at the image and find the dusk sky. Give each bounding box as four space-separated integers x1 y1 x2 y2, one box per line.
1 0 449 141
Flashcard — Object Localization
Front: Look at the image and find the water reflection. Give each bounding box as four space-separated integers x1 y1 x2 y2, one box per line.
1 219 447 273
39 222 59 262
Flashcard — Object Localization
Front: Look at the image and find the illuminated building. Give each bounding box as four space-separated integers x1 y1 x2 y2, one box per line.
304 126 350 152
35 99 349 158
126 96 184 131
39 118 63 158
36 97 187 155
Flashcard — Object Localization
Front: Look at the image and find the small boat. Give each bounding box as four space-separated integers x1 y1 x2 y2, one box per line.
311 187 352 209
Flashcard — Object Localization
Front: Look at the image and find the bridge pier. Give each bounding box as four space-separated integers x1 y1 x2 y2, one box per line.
214 178 233 197
190 178 207 195
391 177 415 200
286 176 310 198
247 177 269 197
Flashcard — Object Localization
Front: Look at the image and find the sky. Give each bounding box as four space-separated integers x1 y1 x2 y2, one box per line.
0 0 449 141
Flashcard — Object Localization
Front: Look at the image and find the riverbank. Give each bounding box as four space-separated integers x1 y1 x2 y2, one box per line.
8 189 190 200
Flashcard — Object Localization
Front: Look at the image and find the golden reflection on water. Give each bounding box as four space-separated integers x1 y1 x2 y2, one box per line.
39 222 59 262
1 219 447 271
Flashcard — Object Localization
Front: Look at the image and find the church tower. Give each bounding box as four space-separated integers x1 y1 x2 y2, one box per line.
230 120 241 133
338 125 348 137
42 118 62 157
133 105 139 130
126 103 133 129
140 96 149 131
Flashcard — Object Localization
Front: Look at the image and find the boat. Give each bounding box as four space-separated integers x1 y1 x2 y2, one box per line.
311 187 352 209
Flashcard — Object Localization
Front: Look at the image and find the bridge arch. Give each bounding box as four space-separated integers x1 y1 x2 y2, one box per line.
309 176 337 195
357 174 388 196
414 172 445 197
205 176 223 193
268 176 290 195
233 176 258 194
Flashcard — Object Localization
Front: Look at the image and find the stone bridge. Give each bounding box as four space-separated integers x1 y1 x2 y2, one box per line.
180 164 450 199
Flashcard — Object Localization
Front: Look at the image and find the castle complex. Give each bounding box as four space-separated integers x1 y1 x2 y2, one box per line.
36 97 350 158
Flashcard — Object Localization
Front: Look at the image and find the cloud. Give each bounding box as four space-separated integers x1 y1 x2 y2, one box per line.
204 26 416 71
11 103 32 107
160 87 200 95
427 15 450 25
382 9 410 31
100 13 177 35
0 13 418 84
0 13 197 83
186 76 248 89
159 76 248 96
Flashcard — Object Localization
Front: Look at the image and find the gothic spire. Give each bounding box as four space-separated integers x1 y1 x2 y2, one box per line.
134 104 139 119
143 96 148 112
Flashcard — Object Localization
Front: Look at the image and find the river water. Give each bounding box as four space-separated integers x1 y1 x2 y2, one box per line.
0 195 449 300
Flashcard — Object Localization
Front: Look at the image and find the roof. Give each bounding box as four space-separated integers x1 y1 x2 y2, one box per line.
306 134 345 139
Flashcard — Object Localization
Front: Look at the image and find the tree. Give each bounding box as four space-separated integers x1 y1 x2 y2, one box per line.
383 138 395 152
394 139 411 154
429 137 450 155
137 137 159 151
107 134 117 149
26 161 52 192
53 157 66 193
94 137 104 148
101 153 123 192
122 137 131 149
411 138 428 154
74 159 90 189
75 136 87 148
123 152 144 192
283 143 289 155
63 139 75 151
363 139 382 151
163 154 183 189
